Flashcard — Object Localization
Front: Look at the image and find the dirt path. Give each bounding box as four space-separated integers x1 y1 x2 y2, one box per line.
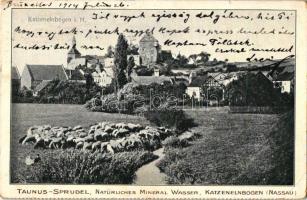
133 148 167 185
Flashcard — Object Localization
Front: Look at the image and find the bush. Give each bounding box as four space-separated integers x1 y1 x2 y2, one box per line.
162 136 189 148
85 86 145 114
226 72 286 107
16 150 157 184
144 109 196 132
84 97 102 110
156 148 194 184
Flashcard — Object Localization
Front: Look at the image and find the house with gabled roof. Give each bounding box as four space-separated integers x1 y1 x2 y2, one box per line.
67 36 81 64
272 71 294 93
21 64 68 90
66 69 86 83
267 63 294 94
186 76 207 100
131 76 173 86
186 72 241 103
92 67 114 87
131 71 173 86
33 80 52 96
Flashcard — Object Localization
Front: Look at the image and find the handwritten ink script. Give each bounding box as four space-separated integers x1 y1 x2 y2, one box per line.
11 9 295 63
3 1 129 10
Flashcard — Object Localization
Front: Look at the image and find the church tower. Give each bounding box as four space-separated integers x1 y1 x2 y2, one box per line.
67 36 81 64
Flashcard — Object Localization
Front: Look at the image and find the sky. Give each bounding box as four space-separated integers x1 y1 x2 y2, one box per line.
12 9 295 73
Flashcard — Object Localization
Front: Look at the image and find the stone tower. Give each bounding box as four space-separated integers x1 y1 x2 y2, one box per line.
138 33 160 67
67 36 81 64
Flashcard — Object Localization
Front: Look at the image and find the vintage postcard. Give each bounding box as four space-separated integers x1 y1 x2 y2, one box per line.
0 0 306 199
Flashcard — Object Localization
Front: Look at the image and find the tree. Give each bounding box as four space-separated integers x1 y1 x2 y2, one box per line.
127 56 135 82
136 67 153 76
225 64 238 72
85 73 94 91
226 72 282 106
188 54 198 65
127 44 138 55
198 51 211 64
113 34 128 92
105 45 114 58
158 50 173 63
176 53 188 66
20 86 33 98
159 64 172 76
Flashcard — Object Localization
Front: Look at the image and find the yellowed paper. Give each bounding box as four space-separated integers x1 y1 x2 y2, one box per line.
0 0 306 199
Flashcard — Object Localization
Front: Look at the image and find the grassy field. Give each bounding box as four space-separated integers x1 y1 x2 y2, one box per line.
11 104 293 185
157 108 294 185
11 103 150 183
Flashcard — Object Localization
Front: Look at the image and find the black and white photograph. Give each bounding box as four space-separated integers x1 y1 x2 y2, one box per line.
1 0 306 199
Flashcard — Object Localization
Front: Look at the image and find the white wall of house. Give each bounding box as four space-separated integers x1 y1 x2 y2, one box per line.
20 66 32 89
273 80 291 93
104 58 114 68
281 81 291 93
92 71 113 87
186 87 201 100
128 55 141 66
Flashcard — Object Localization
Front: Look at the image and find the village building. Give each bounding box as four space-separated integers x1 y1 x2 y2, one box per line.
226 71 282 108
11 66 21 94
185 72 245 104
104 57 114 68
131 76 173 86
33 80 52 96
174 75 189 85
65 69 86 83
92 64 114 87
263 61 294 94
186 72 204 99
66 58 87 70
128 55 141 67
138 33 160 66
273 75 292 93
206 72 242 87
66 36 105 69
20 64 68 90
131 68 173 86
67 36 81 65
186 76 207 100
272 66 294 93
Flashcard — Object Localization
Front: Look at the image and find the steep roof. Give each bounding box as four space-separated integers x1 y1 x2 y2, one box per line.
66 58 87 70
34 80 52 93
26 65 68 81
280 65 294 74
83 55 105 64
275 72 294 81
68 46 81 55
66 69 86 80
188 76 207 87
132 76 173 85
12 66 20 80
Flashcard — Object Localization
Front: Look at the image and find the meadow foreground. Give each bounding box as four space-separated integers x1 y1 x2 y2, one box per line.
11 104 293 185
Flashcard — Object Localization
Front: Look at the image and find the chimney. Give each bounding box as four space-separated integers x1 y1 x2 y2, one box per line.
189 71 196 84
154 68 160 77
